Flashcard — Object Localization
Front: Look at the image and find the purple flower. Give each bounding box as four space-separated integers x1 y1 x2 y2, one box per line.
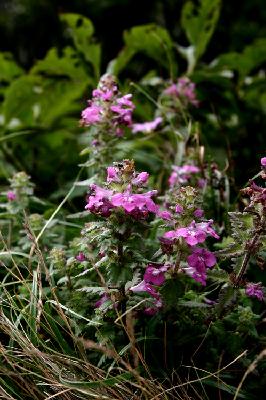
175 223 206 245
86 185 114 217
144 264 169 286
92 88 115 101
157 210 172 220
169 164 200 187
196 220 220 240
183 248 216 285
111 191 158 215
194 208 204 218
130 280 160 300
132 172 149 186
144 298 163 315
165 77 199 107
183 266 207 286
81 104 103 126
164 220 219 246
95 293 110 308
111 94 135 126
75 252 86 262
7 190 16 201
107 166 120 183
187 248 216 270
197 178 207 189
164 84 178 96
80 77 135 134
164 221 205 246
132 117 162 134
261 157 266 167
175 204 184 214
245 282 264 301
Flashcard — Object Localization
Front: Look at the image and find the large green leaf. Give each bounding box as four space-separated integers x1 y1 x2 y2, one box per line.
3 75 87 128
181 0 221 66
60 13 101 81
108 24 177 77
31 47 88 81
213 39 266 81
0 52 23 82
3 75 41 127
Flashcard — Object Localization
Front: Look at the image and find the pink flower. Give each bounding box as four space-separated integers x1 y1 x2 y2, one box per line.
164 222 205 246
187 248 216 270
196 220 220 240
157 210 172 220
85 184 114 217
261 157 266 167
132 172 149 186
75 252 86 262
92 88 115 101
132 117 162 134
7 191 16 201
197 178 207 189
144 264 169 286
111 191 158 215
184 248 216 285
111 94 135 126
80 78 135 134
169 164 200 187
81 104 103 126
130 280 160 299
245 282 264 301
164 84 178 96
175 204 184 214
165 77 199 107
175 223 206 245
107 166 120 183
144 299 163 315
194 208 204 218
163 220 219 246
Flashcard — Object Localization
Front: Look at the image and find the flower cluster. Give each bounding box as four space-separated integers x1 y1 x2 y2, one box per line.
159 181 219 286
81 74 135 136
86 160 158 220
130 264 170 314
164 77 199 107
169 164 200 187
163 219 218 285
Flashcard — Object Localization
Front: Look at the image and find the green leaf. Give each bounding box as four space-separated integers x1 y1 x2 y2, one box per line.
0 52 23 82
216 284 238 317
214 39 266 81
31 47 88 81
108 24 176 77
181 0 221 68
60 13 101 80
3 75 87 128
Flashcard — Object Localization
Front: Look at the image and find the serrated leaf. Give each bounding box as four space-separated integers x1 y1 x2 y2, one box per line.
31 47 88 81
77 286 106 294
181 0 221 67
60 13 101 80
108 24 176 76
